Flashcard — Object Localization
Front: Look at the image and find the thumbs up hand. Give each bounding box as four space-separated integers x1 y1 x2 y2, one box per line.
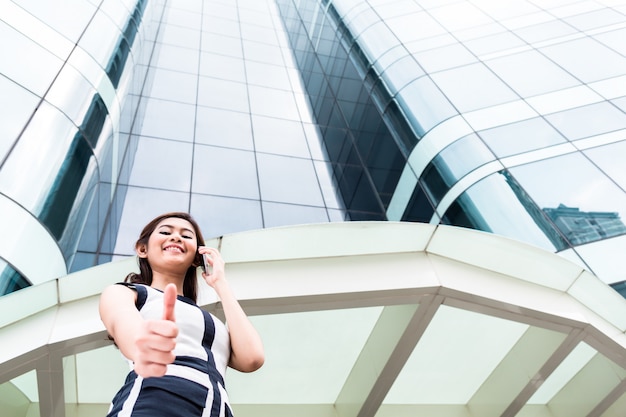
133 284 179 378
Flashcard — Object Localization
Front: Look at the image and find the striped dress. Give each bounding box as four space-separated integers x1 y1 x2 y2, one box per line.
106 283 233 417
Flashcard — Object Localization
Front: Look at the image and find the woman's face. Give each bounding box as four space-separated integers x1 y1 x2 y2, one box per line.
139 217 199 273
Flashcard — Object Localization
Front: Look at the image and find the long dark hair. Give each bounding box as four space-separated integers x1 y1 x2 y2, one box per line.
125 212 205 302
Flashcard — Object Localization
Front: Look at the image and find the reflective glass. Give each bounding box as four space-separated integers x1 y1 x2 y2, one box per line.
381 55 424 93
257 153 325 206
196 107 254 150
563 8 625 31
583 140 626 191
413 42 477 73
486 49 579 97
0 76 39 162
478 117 567 157
514 19 577 44
252 115 310 157
242 40 284 65
428 2 492 31
262 201 329 228
138 98 196 142
202 15 241 37
166 7 202 30
201 32 243 58
0 21 64 96
248 85 301 120
357 21 401 64
510 153 626 246
128 137 192 191
430 63 518 113
245 61 292 90
190 194 263 239
443 172 561 251
159 24 201 50
12 0 96 42
594 27 626 56
152 43 200 74
192 145 260 199
540 37 626 83
197 77 248 112
77 11 123 69
396 76 457 136
146 68 198 103
545 102 626 141
0 102 79 211
464 30 526 56
241 24 278 44
199 52 246 83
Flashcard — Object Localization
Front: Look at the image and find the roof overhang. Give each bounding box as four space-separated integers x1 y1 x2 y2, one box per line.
1 222 626 417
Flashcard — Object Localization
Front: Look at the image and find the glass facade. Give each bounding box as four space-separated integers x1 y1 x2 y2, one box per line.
1 0 625 294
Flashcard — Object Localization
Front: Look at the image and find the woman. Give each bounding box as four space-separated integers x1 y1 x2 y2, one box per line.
99 212 264 417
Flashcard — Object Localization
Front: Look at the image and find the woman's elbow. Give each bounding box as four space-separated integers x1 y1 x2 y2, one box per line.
233 351 265 373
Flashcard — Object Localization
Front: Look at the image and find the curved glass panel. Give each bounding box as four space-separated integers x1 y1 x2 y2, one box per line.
583 140 626 190
478 117 567 158
0 259 30 295
509 153 626 246
442 171 564 252
0 76 39 162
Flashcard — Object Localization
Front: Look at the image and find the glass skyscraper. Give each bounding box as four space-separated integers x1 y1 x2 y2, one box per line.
2 0 626 416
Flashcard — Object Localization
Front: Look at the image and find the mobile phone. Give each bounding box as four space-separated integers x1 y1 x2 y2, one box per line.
202 254 210 273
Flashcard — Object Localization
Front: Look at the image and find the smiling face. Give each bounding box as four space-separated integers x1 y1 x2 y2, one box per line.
136 217 199 274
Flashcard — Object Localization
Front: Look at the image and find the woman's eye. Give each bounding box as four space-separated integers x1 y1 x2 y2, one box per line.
183 235 193 239
159 231 171 235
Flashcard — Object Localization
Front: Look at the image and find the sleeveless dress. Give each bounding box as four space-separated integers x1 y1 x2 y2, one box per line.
106 283 233 417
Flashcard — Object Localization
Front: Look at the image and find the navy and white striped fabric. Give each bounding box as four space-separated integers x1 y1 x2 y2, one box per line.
106 284 233 417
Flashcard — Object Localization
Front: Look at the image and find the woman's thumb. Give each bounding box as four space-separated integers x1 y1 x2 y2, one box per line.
162 283 177 322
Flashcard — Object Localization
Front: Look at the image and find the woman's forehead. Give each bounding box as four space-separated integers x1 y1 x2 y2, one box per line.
156 217 195 233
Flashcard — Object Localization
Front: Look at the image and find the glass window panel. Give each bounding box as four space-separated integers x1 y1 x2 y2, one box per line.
242 40 284 65
430 63 518 113
147 68 198 103
203 15 241 37
197 77 249 112
200 32 243 58
386 11 447 43
257 153 325 206
248 85 300 120
514 19 577 43
545 102 626 141
563 8 625 32
428 2 492 31
190 194 262 239
0 77 39 162
0 101 78 211
240 24 278 44
613 96 626 113
199 52 246 83
160 24 201 50
262 201 329 228
395 76 458 135
152 43 200 74
113 187 191 255
486 50 580 97
77 12 123 68
245 61 292 90
464 30 526 56
166 7 202 30
127 137 192 191
478 117 567 157
373 0 421 20
138 98 196 142
584 140 626 191
444 172 561 251
414 42 477 73
0 21 63 96
381 55 425 93
540 37 626 83
196 107 253 150
594 27 626 57
192 145 260 199
357 21 401 64
204 2 238 20
252 115 310 157
13 0 96 42
510 153 626 246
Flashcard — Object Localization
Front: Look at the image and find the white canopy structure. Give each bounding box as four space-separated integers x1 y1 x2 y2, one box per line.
1 222 626 417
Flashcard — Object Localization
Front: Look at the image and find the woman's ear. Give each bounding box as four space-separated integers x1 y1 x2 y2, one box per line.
136 243 148 258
